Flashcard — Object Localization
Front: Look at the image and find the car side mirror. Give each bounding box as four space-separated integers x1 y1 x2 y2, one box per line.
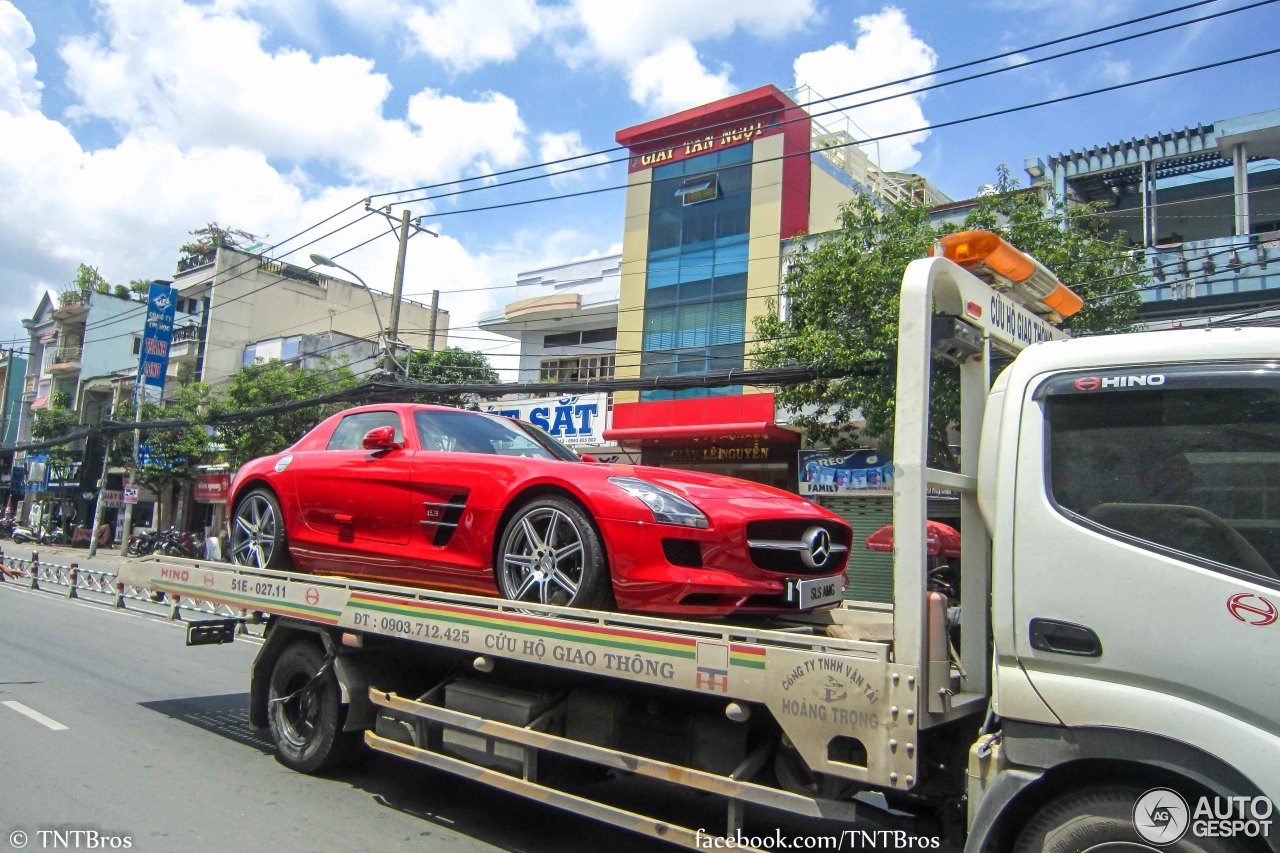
362 426 402 451
579 453 598 463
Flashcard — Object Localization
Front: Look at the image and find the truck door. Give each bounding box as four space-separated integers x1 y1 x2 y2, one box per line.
1010 363 1280 754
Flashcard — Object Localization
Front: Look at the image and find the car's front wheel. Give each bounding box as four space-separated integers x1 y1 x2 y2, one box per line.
231 488 292 570
496 496 610 609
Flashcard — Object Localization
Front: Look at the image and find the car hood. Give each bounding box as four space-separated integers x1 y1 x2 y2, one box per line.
599 463 815 506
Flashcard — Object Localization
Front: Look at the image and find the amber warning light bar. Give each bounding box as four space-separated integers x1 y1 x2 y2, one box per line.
931 231 1083 321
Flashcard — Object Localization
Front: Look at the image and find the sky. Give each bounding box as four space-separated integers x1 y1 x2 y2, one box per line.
2 0 1279 374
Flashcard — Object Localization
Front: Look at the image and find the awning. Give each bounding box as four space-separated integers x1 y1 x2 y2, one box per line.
30 396 49 409
603 422 799 446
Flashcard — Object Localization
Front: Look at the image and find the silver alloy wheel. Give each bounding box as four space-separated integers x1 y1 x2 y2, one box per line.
232 492 279 568
500 507 585 605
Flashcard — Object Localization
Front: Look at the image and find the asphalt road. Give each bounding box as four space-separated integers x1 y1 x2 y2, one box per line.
0 580 933 853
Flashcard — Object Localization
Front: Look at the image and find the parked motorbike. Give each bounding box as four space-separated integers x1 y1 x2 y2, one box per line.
126 529 162 556
0 515 15 540
157 527 198 558
40 524 69 546
10 523 39 545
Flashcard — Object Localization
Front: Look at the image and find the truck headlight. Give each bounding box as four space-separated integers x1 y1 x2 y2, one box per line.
608 477 708 529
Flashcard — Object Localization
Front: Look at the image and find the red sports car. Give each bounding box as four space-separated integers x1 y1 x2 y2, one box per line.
227 403 851 616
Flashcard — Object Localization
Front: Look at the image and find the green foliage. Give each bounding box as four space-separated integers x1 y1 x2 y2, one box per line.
31 403 79 468
753 174 1145 463
113 284 130 299
72 263 111 295
129 279 151 295
179 222 263 259
132 383 216 495
216 359 359 465
405 347 499 409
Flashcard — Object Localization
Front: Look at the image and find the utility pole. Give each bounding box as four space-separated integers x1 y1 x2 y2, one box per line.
427 290 440 355
86 433 112 557
0 347 13 448
384 209 411 377
118 381 142 555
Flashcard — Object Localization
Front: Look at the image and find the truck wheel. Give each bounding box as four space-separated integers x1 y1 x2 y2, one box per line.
231 489 291 570
496 496 610 609
267 641 363 774
1015 786 1243 853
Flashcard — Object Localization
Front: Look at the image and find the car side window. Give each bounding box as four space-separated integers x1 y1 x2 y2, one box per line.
1043 366 1280 582
326 412 403 450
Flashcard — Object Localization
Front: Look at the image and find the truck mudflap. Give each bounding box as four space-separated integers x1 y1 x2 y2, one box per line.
118 556 921 793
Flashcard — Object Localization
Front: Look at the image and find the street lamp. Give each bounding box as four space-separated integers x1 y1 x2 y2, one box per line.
308 253 404 378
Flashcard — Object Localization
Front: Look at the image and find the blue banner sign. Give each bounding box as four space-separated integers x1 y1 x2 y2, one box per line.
138 282 177 401
798 449 894 496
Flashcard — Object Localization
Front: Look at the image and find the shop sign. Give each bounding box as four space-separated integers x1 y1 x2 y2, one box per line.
667 443 772 464
483 393 612 448
799 450 894 496
99 489 123 509
194 473 231 503
123 486 139 505
628 116 782 172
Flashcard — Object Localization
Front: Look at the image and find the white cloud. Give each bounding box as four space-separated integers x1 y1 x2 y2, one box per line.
562 0 819 113
404 0 545 73
58 0 528 187
537 130 612 188
567 0 818 64
627 41 734 115
1095 58 1133 84
0 2 41 113
793 7 937 171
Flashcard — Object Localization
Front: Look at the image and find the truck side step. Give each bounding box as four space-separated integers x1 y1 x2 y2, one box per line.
186 619 241 646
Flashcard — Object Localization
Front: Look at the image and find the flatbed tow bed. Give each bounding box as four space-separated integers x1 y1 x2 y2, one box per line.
118 554 918 849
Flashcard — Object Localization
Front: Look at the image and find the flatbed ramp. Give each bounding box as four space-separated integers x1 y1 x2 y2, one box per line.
119 556 923 847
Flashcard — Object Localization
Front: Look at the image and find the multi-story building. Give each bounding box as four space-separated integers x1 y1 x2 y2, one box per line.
478 254 631 460
479 254 621 384
1032 107 1280 323
604 84 946 490
0 350 28 513
171 247 449 386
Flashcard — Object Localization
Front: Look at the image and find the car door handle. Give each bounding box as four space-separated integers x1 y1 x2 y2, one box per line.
1029 618 1102 657
335 513 354 523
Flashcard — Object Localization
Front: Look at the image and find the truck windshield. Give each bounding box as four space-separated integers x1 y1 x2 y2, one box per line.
1044 364 1280 583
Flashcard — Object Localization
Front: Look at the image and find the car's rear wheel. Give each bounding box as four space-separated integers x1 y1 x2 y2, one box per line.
496 496 610 609
231 488 291 569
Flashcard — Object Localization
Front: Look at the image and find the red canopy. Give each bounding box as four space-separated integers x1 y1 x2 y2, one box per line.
865 521 961 558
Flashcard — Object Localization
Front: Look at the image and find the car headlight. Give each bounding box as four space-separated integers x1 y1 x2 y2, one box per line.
608 477 709 529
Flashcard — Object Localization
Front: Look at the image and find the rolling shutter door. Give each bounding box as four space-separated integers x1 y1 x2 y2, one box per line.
818 496 894 603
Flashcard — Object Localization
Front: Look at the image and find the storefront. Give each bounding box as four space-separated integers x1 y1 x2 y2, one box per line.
482 392 638 464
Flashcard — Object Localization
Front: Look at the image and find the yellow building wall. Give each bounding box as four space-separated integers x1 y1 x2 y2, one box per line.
743 135 785 387
809 160 857 234
614 167 651 405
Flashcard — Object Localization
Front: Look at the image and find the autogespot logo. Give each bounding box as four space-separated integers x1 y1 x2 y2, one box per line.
1135 788 1190 845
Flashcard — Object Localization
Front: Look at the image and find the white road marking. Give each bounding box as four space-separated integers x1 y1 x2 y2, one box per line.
2 700 69 731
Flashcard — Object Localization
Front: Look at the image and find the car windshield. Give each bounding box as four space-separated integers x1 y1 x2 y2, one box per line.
414 409 576 461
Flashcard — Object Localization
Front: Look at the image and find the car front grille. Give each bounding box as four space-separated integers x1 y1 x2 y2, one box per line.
745 520 850 575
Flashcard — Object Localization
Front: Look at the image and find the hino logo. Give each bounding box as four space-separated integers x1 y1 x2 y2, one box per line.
801 526 832 569
1074 374 1166 391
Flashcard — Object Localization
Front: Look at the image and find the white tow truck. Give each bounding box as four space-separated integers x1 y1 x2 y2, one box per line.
121 233 1279 852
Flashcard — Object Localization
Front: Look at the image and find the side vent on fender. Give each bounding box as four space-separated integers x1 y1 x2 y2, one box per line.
421 495 468 546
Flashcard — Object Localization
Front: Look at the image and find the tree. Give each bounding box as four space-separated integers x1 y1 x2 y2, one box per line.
752 173 1144 464
131 383 217 527
179 222 263 260
216 360 358 466
404 347 499 409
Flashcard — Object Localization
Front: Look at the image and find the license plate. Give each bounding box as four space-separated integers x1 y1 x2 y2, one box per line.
791 576 842 609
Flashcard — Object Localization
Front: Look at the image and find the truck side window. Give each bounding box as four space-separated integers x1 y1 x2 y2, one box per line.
326 411 403 450
1044 368 1280 583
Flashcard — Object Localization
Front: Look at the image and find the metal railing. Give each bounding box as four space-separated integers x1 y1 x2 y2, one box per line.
0 547 262 635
